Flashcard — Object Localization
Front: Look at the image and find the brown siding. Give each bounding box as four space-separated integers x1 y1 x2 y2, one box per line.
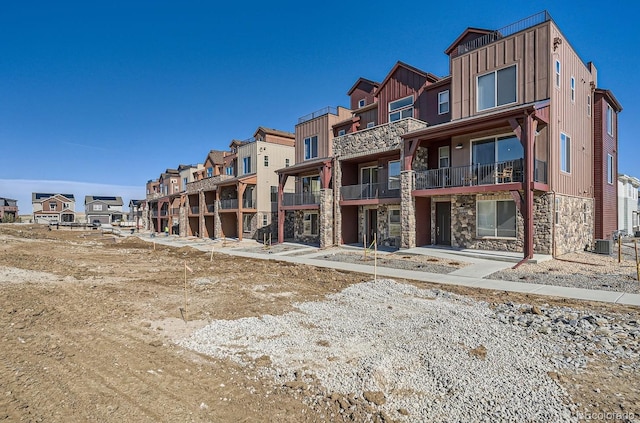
350 81 377 110
593 94 618 239
355 106 378 129
421 81 452 125
294 107 351 163
377 67 427 125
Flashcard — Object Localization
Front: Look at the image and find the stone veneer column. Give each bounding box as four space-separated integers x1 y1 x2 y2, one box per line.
214 200 221 239
333 162 342 246
400 170 416 249
319 188 334 248
198 191 206 238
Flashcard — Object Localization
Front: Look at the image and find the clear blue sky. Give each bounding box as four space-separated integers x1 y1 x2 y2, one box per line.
1 1 637 213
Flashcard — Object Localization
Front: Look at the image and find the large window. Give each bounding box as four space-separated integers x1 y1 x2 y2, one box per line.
439 146 450 168
438 90 450 114
303 212 318 235
606 105 613 136
226 166 234 176
361 166 378 185
477 65 516 111
560 133 571 173
607 154 614 184
389 208 401 237
304 136 318 160
472 135 522 166
243 157 252 174
388 160 401 190
477 200 516 238
388 96 414 122
242 214 253 232
302 175 320 194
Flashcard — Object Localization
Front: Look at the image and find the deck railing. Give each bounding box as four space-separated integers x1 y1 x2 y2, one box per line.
298 106 338 124
340 183 401 201
220 199 238 209
190 206 199 214
282 192 320 206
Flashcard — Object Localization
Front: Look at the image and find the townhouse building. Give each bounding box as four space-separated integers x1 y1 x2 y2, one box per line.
32 193 76 224
617 174 640 236
0 198 18 222
84 196 124 224
146 168 180 233
128 199 147 229
185 150 227 238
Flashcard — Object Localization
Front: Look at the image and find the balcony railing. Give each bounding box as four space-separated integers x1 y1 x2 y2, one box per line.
151 211 158 217
220 199 238 209
298 106 338 124
414 159 547 190
282 192 320 206
190 206 199 214
454 11 551 58
242 198 256 209
160 210 168 217
206 203 214 213
340 183 401 201
170 208 180 215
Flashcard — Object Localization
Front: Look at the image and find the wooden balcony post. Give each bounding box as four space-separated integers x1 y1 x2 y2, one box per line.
277 174 288 244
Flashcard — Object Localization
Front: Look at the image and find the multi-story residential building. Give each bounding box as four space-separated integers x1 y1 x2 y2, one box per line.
32 193 76 224
215 127 295 241
185 150 227 238
128 199 147 229
276 106 352 246
617 174 639 236
146 168 180 233
0 198 18 222
84 196 124 225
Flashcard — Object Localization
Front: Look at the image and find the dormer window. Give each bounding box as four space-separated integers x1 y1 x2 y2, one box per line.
389 96 413 122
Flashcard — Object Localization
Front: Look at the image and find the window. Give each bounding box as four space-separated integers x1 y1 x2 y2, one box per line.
438 146 450 168
285 158 290 167
388 96 413 122
388 160 401 190
49 202 57 211
366 122 375 128
226 166 234 176
570 77 575 102
264 156 269 167
262 215 268 226
477 200 516 238
607 154 614 184
303 212 318 235
560 133 571 173
555 60 561 88
555 197 561 225
587 95 591 117
389 208 401 237
206 167 213 178
361 166 378 187
304 136 318 160
183 177 188 188
270 186 277 202
606 105 613 136
302 175 320 194
243 214 253 232
472 135 522 167
338 129 346 136
243 157 251 174
93 204 103 211
477 65 516 111
358 99 366 108
438 90 450 114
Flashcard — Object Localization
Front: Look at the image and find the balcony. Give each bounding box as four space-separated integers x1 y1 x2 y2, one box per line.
340 183 401 201
170 208 180 215
414 159 547 190
282 192 320 207
190 206 199 215
206 203 214 213
220 199 238 210
242 198 256 209
298 106 338 124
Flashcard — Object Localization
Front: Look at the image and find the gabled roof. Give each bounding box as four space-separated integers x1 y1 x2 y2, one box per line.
444 27 496 55
375 61 439 96
32 193 75 202
347 77 380 96
0 198 17 206
254 126 295 139
129 199 144 206
84 195 123 206
205 150 226 166
229 139 249 148
595 88 623 112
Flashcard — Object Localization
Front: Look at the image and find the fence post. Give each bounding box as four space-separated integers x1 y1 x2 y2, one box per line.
635 239 639 281
618 235 622 264
374 233 377 282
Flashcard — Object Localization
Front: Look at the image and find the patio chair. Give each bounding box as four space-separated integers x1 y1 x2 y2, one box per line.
496 167 513 183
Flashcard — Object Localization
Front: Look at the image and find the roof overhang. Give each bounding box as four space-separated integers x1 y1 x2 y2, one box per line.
276 158 333 176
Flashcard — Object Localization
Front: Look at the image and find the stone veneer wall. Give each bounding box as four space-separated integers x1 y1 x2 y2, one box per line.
332 118 428 248
319 189 333 248
446 192 555 254
401 171 416 248
293 210 320 245
413 147 429 171
554 194 594 255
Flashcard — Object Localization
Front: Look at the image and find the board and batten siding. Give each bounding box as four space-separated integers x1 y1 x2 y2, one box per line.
294 107 351 163
255 141 295 213
548 22 596 197
593 94 618 239
377 68 427 125
450 23 550 121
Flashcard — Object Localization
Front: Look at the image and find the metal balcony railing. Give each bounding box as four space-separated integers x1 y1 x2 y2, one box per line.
242 198 256 209
206 203 214 213
414 159 547 190
220 199 238 209
282 192 320 206
298 106 338 124
190 206 199 214
340 183 401 201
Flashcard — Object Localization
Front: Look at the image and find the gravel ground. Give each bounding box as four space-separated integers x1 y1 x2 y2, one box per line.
314 251 468 274
178 278 639 422
488 250 640 294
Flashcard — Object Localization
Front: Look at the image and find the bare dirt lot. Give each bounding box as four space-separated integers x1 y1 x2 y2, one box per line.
0 225 638 422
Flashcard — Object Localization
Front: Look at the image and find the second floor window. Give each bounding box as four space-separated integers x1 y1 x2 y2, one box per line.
388 160 401 190
304 136 318 160
607 154 614 184
93 204 103 211
389 96 413 122
438 90 450 114
477 65 516 111
560 133 571 173
570 77 575 103
285 158 290 167
49 202 57 211
225 166 233 176
206 167 213 178
183 177 188 188
606 105 613 136
358 99 366 108
438 146 450 168
264 156 269 167
555 60 561 88
243 157 251 174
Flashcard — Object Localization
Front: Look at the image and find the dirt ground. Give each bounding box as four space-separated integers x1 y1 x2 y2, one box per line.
0 225 638 422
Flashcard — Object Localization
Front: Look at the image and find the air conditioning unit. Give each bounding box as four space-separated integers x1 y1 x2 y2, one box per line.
594 239 611 255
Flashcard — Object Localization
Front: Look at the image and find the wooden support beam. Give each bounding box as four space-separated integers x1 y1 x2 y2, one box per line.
277 173 288 244
509 190 524 213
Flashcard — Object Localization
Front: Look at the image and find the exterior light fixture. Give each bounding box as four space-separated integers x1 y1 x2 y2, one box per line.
455 143 463 150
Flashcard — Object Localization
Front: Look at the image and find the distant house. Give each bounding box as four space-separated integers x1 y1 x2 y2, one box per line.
32 193 76 224
617 174 640 235
0 198 18 222
84 196 124 225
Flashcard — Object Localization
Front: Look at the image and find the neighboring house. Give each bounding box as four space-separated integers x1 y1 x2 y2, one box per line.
617 174 640 236
0 198 18 222
84 196 124 225
32 193 76 224
277 106 352 246
216 127 295 241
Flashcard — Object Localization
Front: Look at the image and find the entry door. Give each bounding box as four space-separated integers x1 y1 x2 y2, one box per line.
366 209 378 244
435 202 451 245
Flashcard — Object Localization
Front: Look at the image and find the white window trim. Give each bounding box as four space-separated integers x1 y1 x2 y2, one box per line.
438 146 450 169
304 135 318 160
607 154 614 185
438 90 450 115
476 199 517 239
358 99 366 108
606 105 614 136
555 60 561 89
366 122 375 128
587 94 591 117
570 76 575 103
554 197 561 225
476 64 517 112
388 95 414 122
388 160 401 190
560 132 571 174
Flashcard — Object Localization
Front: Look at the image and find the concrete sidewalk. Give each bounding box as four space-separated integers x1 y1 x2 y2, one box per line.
140 235 640 307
